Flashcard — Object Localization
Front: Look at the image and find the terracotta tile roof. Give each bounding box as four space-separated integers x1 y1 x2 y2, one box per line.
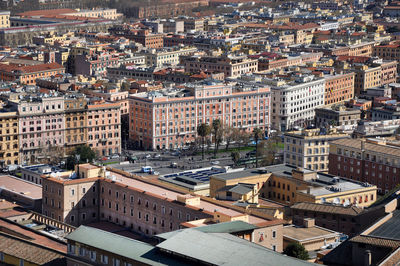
0 62 64 74
331 138 400 157
291 202 364 216
0 233 65 264
351 235 400 248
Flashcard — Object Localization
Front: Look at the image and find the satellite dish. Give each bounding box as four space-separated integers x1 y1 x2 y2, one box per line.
333 197 340 204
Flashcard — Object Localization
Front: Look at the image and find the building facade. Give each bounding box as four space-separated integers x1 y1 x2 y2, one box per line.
284 128 350 172
129 80 270 150
324 72 355 106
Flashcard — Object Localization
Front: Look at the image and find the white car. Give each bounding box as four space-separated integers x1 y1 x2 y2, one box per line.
211 161 220 165
110 154 119 159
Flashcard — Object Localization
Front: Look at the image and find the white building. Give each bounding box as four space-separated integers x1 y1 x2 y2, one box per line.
138 47 197 67
267 75 325 131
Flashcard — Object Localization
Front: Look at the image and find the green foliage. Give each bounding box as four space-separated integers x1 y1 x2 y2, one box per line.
283 242 310 260
197 123 211 160
66 145 96 170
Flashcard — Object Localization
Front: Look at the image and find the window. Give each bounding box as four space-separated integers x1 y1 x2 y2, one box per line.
101 255 108 264
79 247 85 256
71 189 75 196
272 245 276 251
90 251 96 261
272 231 276 238
19 259 24 266
113 258 120 266
0 252 3 261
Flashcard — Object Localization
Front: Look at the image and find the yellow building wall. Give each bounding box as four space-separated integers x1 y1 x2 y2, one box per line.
3 254 38 266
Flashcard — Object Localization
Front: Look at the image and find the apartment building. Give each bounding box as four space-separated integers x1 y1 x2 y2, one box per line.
284 128 350 172
0 62 65 85
128 29 164 49
86 99 121 156
138 47 197 67
329 138 400 193
15 95 65 165
184 18 204 32
353 61 397 96
267 75 325 131
183 55 258 78
324 72 355 106
64 96 88 154
64 8 122 20
315 106 361 128
74 52 119 76
0 111 19 166
128 80 270 150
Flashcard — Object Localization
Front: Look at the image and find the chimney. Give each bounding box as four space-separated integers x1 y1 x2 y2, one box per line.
364 250 371 266
361 140 365 152
303 218 315 228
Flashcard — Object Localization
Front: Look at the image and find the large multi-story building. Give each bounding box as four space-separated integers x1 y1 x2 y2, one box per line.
0 11 10 28
0 62 65 85
0 111 19 166
138 47 197 67
324 72 355 106
64 95 88 154
128 80 270 150
353 61 397 96
267 75 325 131
42 164 273 240
329 138 400 193
284 128 350 172
86 99 121 156
15 95 66 165
183 55 258 78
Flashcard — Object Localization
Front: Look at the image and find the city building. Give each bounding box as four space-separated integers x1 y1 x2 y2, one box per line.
267 75 325 131
284 128 350 172
86 99 121 156
183 55 258 78
128 80 270 150
0 111 19 167
0 62 65 85
64 95 88 153
324 72 355 106
259 164 377 207
315 106 361 129
138 47 197 67
329 138 400 193
0 11 10 28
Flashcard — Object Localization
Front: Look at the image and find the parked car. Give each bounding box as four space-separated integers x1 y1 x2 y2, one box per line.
110 154 119 159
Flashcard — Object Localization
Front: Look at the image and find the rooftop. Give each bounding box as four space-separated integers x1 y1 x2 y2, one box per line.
211 168 268 181
283 225 340 242
157 229 313 266
291 202 364 216
369 210 400 241
0 175 42 199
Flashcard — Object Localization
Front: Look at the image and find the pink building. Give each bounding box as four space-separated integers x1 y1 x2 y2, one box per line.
129 80 271 150
86 99 121 156
16 96 65 164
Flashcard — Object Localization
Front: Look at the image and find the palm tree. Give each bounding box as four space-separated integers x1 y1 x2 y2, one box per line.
253 128 264 168
197 123 211 160
212 119 222 158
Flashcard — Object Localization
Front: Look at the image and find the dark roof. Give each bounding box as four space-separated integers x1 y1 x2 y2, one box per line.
369 210 400 241
0 232 64 265
217 183 255 195
211 169 267 181
291 202 364 216
351 235 400 249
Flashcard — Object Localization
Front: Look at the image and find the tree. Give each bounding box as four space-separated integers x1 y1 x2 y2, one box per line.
121 81 131 91
283 242 310 260
231 150 240 166
237 129 250 149
66 145 96 170
212 119 222 158
223 125 234 151
197 123 211 160
253 128 264 168
259 140 278 167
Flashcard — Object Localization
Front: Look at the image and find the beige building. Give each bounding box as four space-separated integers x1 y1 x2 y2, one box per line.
65 8 122 20
284 128 350 172
0 11 10 28
283 218 340 255
139 46 197 67
183 55 258 78
42 164 104 224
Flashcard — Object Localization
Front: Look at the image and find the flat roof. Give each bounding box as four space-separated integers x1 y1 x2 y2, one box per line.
369 210 400 241
283 225 339 242
211 168 266 181
0 175 42 199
